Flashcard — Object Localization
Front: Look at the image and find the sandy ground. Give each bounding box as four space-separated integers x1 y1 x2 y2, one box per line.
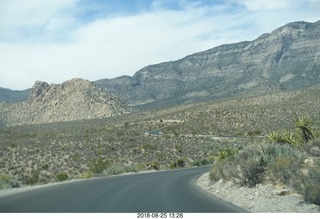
196 172 320 213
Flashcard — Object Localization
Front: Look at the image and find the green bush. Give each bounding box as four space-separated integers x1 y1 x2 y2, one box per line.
55 172 69 182
216 148 237 161
24 169 40 185
193 158 211 167
150 161 159 170
210 143 307 187
238 155 265 187
89 157 111 174
170 158 186 169
82 171 93 179
0 175 18 189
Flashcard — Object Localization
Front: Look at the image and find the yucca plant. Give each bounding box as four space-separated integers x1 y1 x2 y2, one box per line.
266 131 285 144
294 116 314 143
282 130 302 147
267 129 305 147
217 148 237 161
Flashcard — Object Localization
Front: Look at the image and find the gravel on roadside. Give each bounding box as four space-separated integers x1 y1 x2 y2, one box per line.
196 172 320 213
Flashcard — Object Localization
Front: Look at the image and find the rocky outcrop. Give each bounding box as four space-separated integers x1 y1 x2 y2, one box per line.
95 20 320 109
0 78 134 126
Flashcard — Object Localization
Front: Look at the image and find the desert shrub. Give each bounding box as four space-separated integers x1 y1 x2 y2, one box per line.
311 128 320 140
150 161 159 170
0 174 19 189
256 143 306 165
266 130 302 146
305 138 320 156
106 163 140 175
209 161 225 182
210 143 307 187
89 157 111 174
55 172 69 182
216 148 237 161
24 169 40 185
266 116 316 146
142 143 157 150
246 129 262 136
294 116 314 143
266 131 285 144
282 130 302 147
292 158 320 205
209 157 235 182
175 145 183 153
106 164 127 175
266 156 300 184
238 155 265 187
193 158 211 167
170 158 186 169
176 158 185 167
82 171 93 179
170 162 177 169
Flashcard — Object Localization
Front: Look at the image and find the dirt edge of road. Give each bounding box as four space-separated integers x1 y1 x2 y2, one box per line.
195 172 320 213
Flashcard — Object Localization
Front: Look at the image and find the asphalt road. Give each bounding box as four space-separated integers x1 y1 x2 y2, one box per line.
0 166 246 213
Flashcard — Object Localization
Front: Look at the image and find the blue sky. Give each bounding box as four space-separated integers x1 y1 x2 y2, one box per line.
1 0 320 90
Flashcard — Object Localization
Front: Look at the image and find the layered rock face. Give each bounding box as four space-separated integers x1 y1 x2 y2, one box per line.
0 78 133 126
95 20 320 108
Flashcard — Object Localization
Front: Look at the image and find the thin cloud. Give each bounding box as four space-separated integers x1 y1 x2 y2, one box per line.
0 0 320 90
235 0 297 10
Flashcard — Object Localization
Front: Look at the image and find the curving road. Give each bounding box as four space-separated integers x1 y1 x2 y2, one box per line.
0 166 246 213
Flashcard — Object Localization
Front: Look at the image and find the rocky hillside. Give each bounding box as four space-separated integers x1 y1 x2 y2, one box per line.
95 20 320 109
0 78 133 127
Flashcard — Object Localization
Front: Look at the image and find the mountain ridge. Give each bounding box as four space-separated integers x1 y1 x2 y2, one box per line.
1 20 320 109
0 78 133 127
94 20 320 109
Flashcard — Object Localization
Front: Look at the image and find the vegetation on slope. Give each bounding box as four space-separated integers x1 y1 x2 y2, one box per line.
0 85 319 207
209 116 320 205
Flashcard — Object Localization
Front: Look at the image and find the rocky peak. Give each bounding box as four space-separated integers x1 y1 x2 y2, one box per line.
29 81 49 100
62 78 92 88
0 78 134 126
28 78 99 103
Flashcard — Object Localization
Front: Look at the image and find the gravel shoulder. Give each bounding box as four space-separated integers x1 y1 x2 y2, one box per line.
196 172 320 213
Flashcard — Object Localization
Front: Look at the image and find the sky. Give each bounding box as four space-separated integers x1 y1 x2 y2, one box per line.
1 0 320 90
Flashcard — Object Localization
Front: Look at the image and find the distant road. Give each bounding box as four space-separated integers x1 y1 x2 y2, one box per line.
0 166 245 212
145 128 246 140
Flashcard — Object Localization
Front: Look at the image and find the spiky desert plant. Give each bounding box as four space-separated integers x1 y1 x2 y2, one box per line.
216 148 237 161
282 130 302 147
267 129 304 147
266 131 285 144
294 116 314 143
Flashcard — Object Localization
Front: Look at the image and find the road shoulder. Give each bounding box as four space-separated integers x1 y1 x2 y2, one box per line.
196 172 320 213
